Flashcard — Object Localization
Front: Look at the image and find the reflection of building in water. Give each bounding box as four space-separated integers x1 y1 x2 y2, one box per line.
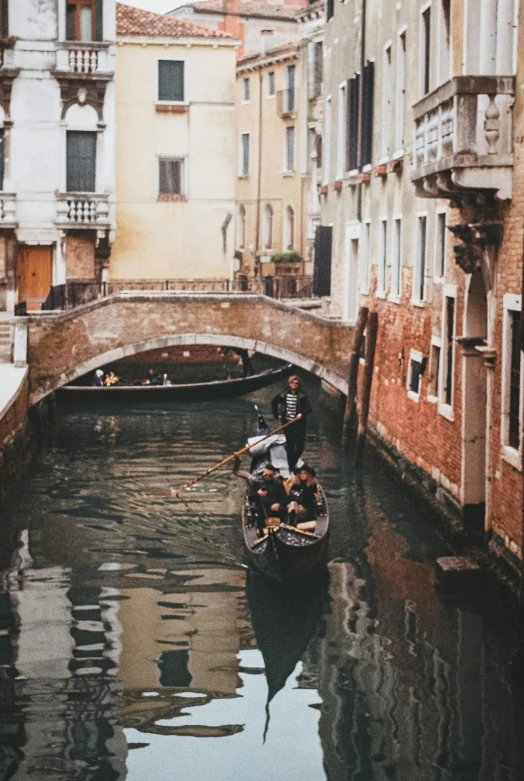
305 556 517 781
117 567 245 695
0 536 127 780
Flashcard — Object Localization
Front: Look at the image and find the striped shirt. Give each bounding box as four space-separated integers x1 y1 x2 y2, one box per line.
285 393 299 421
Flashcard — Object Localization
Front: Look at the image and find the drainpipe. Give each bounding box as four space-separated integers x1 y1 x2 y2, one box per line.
357 0 367 223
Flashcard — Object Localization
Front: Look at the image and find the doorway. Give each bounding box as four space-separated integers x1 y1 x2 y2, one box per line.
17 246 53 310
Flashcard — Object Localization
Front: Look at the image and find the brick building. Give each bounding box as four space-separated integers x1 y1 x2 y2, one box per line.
310 0 522 564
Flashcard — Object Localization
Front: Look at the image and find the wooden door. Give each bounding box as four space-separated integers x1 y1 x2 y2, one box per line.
17 246 53 310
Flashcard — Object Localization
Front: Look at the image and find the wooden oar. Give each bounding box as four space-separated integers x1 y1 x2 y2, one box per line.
150 418 299 498
280 523 319 539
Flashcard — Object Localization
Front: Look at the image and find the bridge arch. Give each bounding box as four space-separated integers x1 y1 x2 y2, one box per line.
32 332 347 404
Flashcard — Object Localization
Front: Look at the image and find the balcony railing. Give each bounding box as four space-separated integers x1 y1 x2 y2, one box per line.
55 42 113 75
0 193 16 226
412 75 515 201
56 194 110 228
277 89 298 117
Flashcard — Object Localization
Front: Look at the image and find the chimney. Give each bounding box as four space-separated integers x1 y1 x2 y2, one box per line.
260 28 275 55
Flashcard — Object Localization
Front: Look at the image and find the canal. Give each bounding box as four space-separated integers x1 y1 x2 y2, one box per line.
0 374 522 780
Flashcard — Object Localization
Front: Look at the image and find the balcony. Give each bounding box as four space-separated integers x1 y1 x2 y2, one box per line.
277 89 298 118
55 42 113 76
412 75 515 202
0 194 16 227
56 194 110 229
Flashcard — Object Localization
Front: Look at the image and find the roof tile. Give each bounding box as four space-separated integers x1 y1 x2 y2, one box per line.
117 2 233 39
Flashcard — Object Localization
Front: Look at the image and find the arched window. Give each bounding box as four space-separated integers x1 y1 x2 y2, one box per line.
237 204 246 249
263 204 273 250
284 205 294 250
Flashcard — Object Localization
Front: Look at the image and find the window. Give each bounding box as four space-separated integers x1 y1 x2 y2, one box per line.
158 60 185 103
421 5 431 95
237 204 246 249
242 77 250 102
240 132 250 176
284 205 294 250
361 61 374 168
159 158 184 197
323 97 332 183
428 338 441 399
1 0 9 38
392 217 401 299
286 65 296 112
263 204 273 250
435 210 447 279
508 309 521 449
313 225 332 297
0 130 4 191
414 215 427 303
268 72 275 97
327 0 334 21
362 221 371 291
442 293 455 407
66 131 96 192
284 126 295 172
336 83 346 179
437 0 451 84
308 41 323 99
395 31 406 152
408 350 424 400
378 219 387 295
347 74 360 172
66 0 102 42
381 44 392 159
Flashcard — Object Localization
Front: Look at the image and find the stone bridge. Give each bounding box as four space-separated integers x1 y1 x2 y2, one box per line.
21 293 354 405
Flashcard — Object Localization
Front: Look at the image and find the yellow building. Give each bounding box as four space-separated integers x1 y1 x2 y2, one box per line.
112 3 239 282
235 42 307 291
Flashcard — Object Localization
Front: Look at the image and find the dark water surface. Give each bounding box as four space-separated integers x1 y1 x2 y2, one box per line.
0 378 522 780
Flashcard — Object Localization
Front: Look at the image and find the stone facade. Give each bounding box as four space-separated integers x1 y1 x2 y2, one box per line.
0 0 117 313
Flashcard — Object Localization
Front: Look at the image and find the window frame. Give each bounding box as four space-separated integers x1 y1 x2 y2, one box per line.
284 125 295 174
263 203 273 251
66 0 96 42
239 132 250 177
336 81 346 179
434 208 447 282
237 204 246 249
377 217 387 297
420 2 432 97
395 28 406 155
501 293 523 470
157 155 186 199
283 205 294 251
267 71 275 98
408 349 424 402
361 219 371 293
390 215 402 302
380 42 393 161
242 77 250 103
157 58 186 105
323 95 332 184
413 212 428 305
438 283 457 420
427 335 441 402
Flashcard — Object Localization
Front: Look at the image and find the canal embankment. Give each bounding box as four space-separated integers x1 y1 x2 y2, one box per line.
0 364 32 501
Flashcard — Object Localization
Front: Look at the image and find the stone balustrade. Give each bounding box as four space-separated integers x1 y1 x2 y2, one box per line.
56 194 110 228
412 75 515 201
55 42 112 75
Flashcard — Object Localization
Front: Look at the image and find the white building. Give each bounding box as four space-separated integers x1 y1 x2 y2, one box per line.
0 0 116 312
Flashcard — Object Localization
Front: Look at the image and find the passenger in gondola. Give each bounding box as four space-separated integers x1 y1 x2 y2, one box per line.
91 369 104 386
286 465 324 525
233 459 289 534
271 375 312 470
142 368 163 386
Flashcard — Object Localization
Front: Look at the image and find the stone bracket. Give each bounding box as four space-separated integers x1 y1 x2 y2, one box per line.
55 73 111 121
447 221 502 290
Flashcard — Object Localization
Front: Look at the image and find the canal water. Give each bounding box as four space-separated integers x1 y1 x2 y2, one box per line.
0 374 522 780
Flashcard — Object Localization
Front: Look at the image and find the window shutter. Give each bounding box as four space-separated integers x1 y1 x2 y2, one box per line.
158 61 185 102
1 0 8 38
360 61 374 168
95 0 104 41
159 159 182 195
326 0 334 20
347 74 359 171
313 226 332 297
67 131 97 192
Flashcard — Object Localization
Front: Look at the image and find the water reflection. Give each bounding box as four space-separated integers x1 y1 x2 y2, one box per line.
0 385 522 779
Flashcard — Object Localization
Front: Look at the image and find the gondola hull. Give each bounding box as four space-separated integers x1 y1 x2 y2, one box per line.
242 495 329 581
56 364 292 404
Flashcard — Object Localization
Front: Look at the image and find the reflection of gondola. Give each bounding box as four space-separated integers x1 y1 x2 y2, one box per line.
57 364 293 403
247 568 328 737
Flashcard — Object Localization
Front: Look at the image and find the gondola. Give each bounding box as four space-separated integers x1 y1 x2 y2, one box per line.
246 566 328 738
241 414 329 581
56 363 293 403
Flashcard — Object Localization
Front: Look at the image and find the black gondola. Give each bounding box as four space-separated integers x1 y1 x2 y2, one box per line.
247 567 328 738
241 416 329 581
56 363 293 403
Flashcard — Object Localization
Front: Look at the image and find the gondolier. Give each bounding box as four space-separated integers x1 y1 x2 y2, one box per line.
271 376 312 470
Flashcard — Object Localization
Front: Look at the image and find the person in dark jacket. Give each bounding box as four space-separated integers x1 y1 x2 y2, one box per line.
271 375 312 470
233 459 288 533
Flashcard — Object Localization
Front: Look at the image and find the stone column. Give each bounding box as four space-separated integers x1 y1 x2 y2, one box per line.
496 0 515 74
479 0 497 74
